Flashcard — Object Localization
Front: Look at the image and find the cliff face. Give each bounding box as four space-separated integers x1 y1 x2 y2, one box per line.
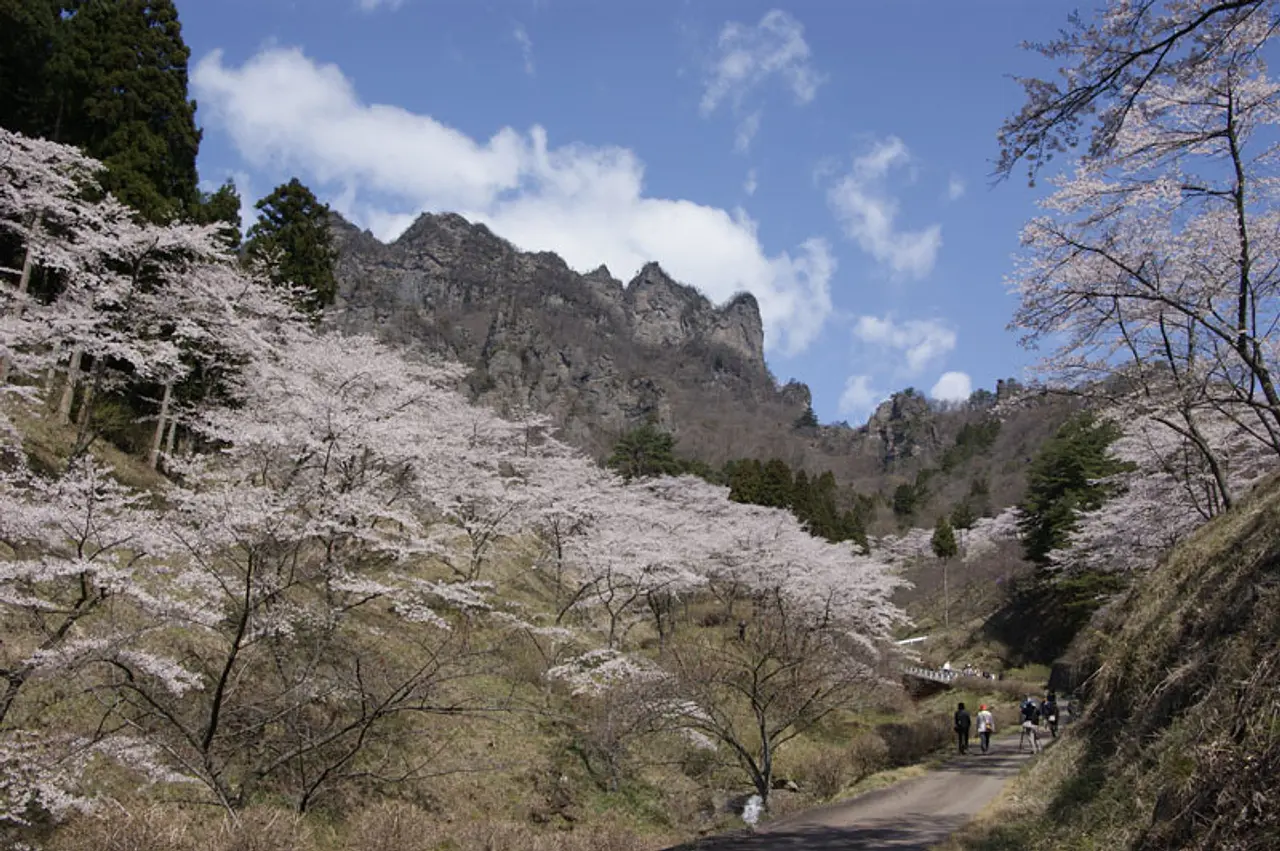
328 212 791 458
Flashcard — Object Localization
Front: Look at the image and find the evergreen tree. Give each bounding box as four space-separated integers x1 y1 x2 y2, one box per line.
759 459 793 508
192 179 243 251
931 516 958 560
606 422 683 482
1018 411 1133 564
727 458 764 504
0 0 58 137
793 405 818 429
931 515 959 628
949 501 978 531
791 470 812 518
245 179 339 315
892 483 918 520
50 0 202 222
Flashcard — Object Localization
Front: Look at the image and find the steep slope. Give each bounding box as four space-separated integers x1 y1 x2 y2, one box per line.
947 473 1280 851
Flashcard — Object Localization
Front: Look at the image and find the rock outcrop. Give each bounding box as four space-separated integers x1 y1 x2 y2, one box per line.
328 212 798 459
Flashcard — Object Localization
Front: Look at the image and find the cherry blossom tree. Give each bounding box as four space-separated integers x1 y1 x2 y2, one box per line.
98 331 523 813
663 592 888 812
1051 404 1274 572
1 125 914 830
0 128 296 467
0 458 201 826
998 0 1279 182
544 648 676 791
1010 16 1280 515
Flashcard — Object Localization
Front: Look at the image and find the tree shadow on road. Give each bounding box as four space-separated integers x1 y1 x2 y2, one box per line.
932 750 1028 778
663 814 969 850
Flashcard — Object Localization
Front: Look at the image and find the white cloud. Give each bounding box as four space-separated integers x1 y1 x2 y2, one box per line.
852 314 956 376
838 374 882 418
700 9 824 153
357 0 404 11
930 371 972 403
827 136 942 279
192 46 835 356
743 168 758 196
947 174 966 201
513 24 535 76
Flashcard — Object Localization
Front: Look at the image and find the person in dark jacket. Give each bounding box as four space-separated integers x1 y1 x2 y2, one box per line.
954 702 972 754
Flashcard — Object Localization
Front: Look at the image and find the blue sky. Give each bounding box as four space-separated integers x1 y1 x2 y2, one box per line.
179 0 1082 425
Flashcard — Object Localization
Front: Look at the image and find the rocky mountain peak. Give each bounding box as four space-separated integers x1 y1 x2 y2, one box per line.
713 292 765 366
622 262 764 366
328 209 786 454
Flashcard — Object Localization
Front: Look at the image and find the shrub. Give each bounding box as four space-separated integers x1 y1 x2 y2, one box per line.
846 733 890 783
796 748 849 799
876 714 953 767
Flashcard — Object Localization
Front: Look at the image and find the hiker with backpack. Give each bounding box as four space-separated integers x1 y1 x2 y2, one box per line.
954 702 972 755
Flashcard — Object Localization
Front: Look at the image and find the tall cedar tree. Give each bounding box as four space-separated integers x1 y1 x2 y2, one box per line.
48 0 202 222
0 0 58 137
1017 411 1132 564
793 405 818 429
930 516 958 560
246 179 339 316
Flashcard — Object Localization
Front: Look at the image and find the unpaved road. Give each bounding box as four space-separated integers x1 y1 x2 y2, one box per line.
666 738 1032 850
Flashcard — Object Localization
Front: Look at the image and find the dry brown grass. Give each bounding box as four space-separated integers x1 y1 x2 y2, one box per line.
47 802 664 851
5 399 169 492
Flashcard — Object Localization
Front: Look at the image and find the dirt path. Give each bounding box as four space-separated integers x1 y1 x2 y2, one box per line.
666 737 1033 850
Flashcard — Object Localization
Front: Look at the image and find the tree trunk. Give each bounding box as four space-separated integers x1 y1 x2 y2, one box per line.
943 559 950 629
58 348 84 422
58 347 83 424
71 360 102 458
149 381 173 469
0 218 40 384
165 413 178 457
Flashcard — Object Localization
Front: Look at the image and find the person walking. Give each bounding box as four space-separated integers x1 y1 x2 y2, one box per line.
954 702 972 755
975 704 995 753
1019 697 1041 754
1043 693 1060 738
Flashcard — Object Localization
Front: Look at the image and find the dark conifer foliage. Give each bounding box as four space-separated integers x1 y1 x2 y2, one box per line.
1 1 203 223
0 0 58 138
192 179 243 251
246 179 340 316
606 421 685 482
1017 411 1134 564
51 0 202 222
